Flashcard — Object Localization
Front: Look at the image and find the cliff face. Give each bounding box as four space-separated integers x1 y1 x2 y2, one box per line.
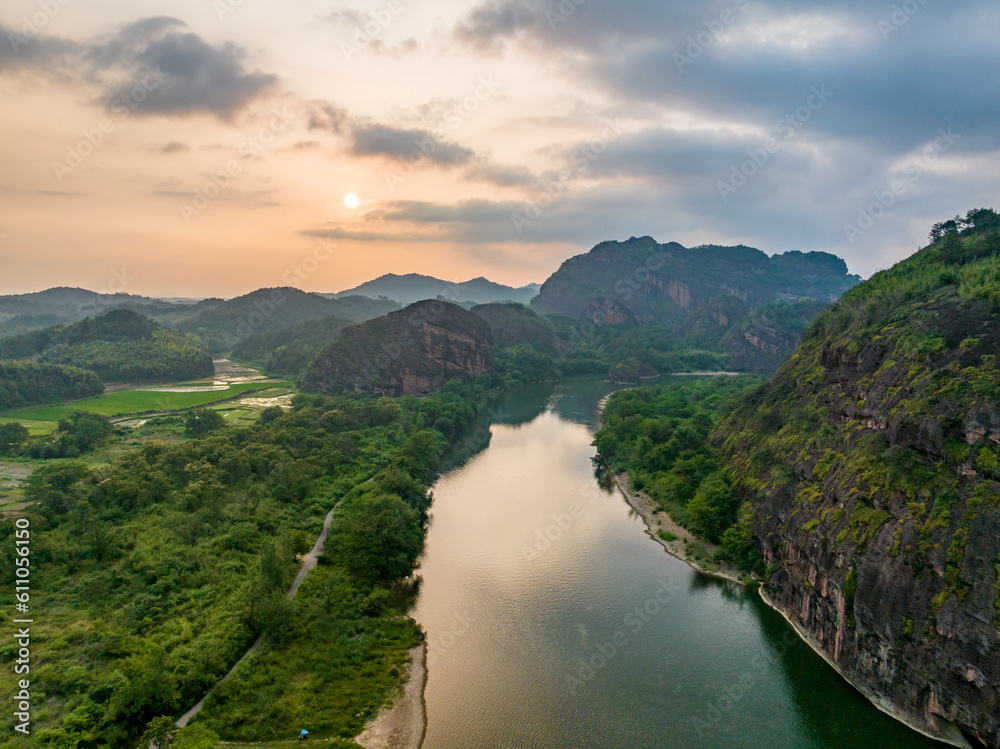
715 230 1000 747
303 300 493 396
531 236 860 323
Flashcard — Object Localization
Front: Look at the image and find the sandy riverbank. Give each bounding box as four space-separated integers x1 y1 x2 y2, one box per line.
612 472 746 586
355 643 427 749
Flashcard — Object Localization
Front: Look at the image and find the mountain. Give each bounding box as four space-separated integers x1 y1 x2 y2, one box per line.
531 237 860 323
174 288 399 352
331 273 540 306
468 303 565 356
714 217 1000 747
0 286 179 336
0 308 213 383
230 313 354 378
303 300 493 396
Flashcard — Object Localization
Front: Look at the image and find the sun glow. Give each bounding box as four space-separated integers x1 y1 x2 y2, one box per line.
344 193 359 209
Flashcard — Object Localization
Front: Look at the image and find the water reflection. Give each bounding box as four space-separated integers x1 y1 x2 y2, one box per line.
415 377 947 749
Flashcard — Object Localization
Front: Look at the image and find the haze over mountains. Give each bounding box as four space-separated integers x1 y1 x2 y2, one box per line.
0 238 862 380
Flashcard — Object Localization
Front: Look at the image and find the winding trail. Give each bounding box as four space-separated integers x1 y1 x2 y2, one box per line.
176 499 342 728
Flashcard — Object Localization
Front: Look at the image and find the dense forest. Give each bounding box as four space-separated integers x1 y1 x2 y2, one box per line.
594 376 766 572
0 309 213 383
0 374 507 747
0 361 104 411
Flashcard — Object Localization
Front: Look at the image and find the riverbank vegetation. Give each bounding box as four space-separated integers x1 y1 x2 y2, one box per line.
594 376 767 573
0 374 504 748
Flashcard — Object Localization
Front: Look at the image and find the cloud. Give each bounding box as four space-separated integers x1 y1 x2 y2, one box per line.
350 123 476 166
300 227 441 242
465 163 536 186
156 141 189 154
1 17 278 121
307 100 348 133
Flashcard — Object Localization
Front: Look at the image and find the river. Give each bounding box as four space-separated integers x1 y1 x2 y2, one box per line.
411 377 946 749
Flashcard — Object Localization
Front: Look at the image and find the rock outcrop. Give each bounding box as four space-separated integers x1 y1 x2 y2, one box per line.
303 300 493 396
716 229 1000 747
531 236 860 323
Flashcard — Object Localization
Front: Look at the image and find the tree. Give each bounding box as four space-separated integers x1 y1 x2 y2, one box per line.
0 422 29 455
138 716 178 749
329 492 423 583
185 408 225 437
686 472 738 542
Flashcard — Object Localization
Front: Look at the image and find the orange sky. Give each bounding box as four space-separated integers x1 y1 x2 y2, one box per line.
1 1 997 297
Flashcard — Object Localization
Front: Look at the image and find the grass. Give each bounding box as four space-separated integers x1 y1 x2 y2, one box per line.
0 382 290 424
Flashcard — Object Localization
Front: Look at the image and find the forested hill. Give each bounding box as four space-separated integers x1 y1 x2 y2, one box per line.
0 361 104 411
303 300 494 396
714 209 1000 747
0 309 213 383
174 288 400 352
531 237 860 323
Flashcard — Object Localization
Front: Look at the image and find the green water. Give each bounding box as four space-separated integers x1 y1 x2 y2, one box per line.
412 378 946 748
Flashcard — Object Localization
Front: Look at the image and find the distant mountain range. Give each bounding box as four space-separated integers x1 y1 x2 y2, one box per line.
328 273 541 307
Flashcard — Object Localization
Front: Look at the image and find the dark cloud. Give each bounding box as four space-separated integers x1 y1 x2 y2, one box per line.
156 141 189 153
1 17 277 120
307 100 348 133
464 163 535 186
350 123 476 166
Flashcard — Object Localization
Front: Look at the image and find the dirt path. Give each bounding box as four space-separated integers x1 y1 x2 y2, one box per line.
613 473 744 586
176 500 342 728
354 644 427 749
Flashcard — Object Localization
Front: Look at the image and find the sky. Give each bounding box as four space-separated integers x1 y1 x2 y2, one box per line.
0 0 997 297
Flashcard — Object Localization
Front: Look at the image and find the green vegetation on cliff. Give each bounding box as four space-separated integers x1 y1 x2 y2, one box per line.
713 210 1000 746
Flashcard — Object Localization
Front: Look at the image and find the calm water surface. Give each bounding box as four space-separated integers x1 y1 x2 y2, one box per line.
411 378 945 749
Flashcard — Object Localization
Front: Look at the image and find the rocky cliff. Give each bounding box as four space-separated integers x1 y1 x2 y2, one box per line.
531 236 860 323
715 227 1000 747
303 300 493 396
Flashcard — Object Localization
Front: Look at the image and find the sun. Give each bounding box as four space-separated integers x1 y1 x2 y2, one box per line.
344 193 359 209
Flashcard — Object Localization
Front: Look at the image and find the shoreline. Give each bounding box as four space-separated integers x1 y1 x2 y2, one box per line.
355 641 428 749
617 466 969 748
611 472 745 586
757 587 969 749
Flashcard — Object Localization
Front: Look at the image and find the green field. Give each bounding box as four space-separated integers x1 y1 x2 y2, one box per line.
0 382 291 424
